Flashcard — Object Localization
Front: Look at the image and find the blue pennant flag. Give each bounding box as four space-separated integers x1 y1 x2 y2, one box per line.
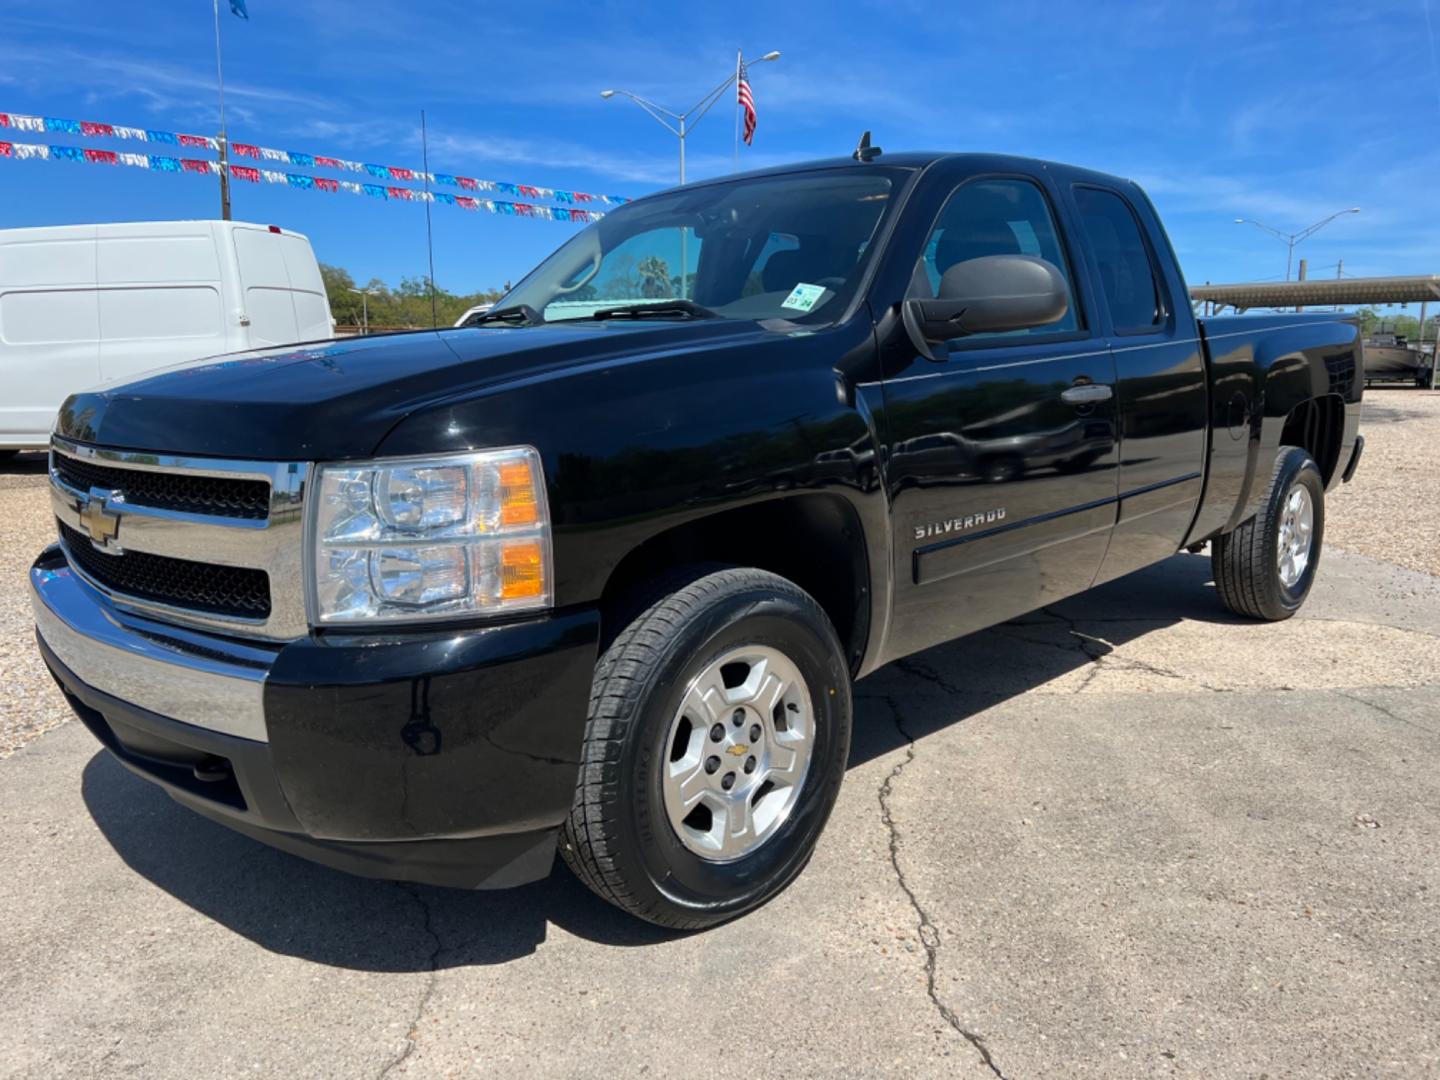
230 0 249 18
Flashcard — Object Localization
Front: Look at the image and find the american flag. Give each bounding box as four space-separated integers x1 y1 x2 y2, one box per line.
737 59 757 146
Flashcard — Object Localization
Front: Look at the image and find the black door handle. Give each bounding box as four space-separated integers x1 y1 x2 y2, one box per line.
1061 384 1113 406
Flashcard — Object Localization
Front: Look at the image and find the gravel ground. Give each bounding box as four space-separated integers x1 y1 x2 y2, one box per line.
0 389 1434 757
0 453 69 757
1327 389 1440 577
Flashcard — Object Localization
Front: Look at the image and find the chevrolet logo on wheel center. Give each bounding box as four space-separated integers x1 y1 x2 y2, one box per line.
76 488 123 550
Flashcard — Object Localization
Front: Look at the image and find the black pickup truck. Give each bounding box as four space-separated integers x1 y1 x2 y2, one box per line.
32 151 1363 928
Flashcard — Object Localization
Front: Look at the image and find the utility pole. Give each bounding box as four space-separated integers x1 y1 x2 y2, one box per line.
212 0 232 220
1296 258 1307 313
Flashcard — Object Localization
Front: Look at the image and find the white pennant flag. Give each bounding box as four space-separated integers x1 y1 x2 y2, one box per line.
118 152 150 168
13 142 49 159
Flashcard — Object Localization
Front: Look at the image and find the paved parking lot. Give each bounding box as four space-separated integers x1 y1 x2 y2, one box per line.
2 393 1437 1078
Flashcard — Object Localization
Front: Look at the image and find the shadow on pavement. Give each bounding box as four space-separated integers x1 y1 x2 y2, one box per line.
81 551 1233 969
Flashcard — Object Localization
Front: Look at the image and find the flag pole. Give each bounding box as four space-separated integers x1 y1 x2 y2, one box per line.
733 49 742 170
212 0 232 220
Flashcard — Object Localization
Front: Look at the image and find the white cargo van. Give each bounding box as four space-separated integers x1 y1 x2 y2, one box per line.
0 220 334 451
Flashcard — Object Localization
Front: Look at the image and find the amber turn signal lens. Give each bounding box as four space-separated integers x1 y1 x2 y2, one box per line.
500 541 544 599
498 461 539 527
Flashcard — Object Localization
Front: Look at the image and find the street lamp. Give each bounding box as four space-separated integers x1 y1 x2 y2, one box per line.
1234 208 1360 282
600 50 781 184
347 288 380 335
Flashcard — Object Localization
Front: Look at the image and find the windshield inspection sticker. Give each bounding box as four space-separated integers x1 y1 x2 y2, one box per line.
781 282 829 313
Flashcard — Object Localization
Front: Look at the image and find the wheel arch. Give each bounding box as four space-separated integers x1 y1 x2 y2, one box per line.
598 493 873 674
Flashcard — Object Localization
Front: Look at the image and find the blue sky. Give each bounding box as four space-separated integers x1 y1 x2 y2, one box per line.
2 0 1438 301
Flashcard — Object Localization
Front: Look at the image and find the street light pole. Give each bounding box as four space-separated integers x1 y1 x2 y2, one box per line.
211 0 232 220
1234 208 1360 281
347 288 378 335
600 50 781 186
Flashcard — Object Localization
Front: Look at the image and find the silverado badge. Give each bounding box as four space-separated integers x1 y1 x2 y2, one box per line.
914 508 1007 542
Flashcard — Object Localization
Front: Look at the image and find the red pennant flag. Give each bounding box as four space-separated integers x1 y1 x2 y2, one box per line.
455 196 478 210
315 156 343 169
0 114 10 128
456 176 478 191
0 141 12 157
386 186 413 201
181 158 211 173
178 133 211 148
229 164 261 182
83 148 119 165
314 176 339 192
388 166 414 181
80 121 115 137
230 142 261 158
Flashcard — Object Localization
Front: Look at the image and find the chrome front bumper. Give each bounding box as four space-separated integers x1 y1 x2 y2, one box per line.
30 551 276 743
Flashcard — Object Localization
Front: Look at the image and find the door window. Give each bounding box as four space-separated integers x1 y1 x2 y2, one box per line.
912 178 1080 342
1073 187 1163 334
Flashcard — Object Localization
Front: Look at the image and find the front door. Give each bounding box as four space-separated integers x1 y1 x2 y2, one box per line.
880 172 1120 659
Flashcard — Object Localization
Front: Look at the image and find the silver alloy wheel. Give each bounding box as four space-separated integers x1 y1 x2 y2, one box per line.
661 644 815 863
1276 483 1315 589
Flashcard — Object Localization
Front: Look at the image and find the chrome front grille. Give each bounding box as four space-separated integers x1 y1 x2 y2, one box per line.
49 438 310 640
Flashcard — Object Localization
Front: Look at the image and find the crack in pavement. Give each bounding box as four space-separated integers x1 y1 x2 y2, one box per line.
376 884 444 1080
876 694 1010 1080
1334 690 1440 737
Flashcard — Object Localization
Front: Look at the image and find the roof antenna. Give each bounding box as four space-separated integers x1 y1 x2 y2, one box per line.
852 130 882 162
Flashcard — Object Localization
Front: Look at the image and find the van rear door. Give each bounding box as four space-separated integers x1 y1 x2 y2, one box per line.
233 227 301 346
0 227 100 447
276 233 332 340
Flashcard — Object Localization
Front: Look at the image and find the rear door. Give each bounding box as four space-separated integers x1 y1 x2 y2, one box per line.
232 227 301 346
0 228 100 446
1067 183 1207 585
276 232 333 340
880 168 1121 658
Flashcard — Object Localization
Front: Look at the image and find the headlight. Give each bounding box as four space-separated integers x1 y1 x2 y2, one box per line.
308 447 551 624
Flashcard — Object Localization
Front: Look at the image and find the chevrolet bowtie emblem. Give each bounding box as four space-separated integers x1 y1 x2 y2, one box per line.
77 488 123 550
726 745 749 757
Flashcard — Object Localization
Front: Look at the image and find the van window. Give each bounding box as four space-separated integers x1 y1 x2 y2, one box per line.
912 177 1080 342
98 287 222 340
1073 187 1163 333
0 289 100 345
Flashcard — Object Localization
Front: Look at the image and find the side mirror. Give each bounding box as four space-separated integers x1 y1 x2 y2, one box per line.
902 254 1070 361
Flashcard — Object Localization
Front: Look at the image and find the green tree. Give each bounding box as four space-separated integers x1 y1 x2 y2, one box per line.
319 263 506 330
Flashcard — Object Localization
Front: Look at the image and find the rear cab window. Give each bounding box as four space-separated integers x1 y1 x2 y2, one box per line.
1072 186 1166 335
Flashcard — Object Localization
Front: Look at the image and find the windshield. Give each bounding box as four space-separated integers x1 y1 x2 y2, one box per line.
501 166 909 324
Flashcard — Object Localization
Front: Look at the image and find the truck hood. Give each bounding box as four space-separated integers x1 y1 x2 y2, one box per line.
55 321 768 460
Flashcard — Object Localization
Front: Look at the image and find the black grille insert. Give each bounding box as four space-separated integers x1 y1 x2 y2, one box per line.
59 520 272 619
53 454 271 520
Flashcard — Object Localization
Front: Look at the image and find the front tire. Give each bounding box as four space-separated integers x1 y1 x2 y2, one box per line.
1212 446 1325 620
560 567 852 929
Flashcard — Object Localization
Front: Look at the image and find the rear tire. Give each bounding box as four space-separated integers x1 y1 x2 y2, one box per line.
1212 446 1325 621
560 567 852 929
